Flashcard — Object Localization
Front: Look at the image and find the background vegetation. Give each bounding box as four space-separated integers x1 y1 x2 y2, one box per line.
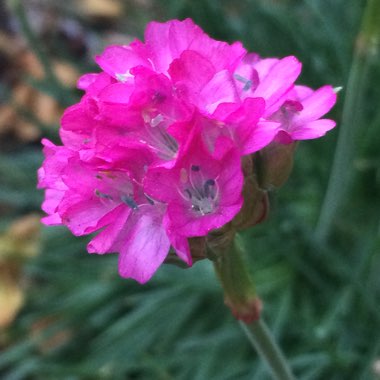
0 0 379 379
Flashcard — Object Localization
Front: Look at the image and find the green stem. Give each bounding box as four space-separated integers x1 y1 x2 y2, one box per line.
211 236 295 379
212 237 260 322
239 319 296 380
314 0 380 243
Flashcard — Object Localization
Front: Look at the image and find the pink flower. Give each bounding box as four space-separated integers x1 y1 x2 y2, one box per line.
38 18 337 282
144 118 244 237
270 85 337 143
235 54 337 143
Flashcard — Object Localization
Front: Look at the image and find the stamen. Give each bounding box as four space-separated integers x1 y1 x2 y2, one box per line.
150 114 164 127
121 195 139 210
178 165 219 216
234 74 252 91
243 80 252 91
95 189 113 200
204 179 216 198
189 166 204 200
142 114 178 160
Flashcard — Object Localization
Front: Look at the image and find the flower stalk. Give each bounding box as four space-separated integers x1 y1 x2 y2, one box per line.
212 237 261 323
239 319 296 380
211 237 295 380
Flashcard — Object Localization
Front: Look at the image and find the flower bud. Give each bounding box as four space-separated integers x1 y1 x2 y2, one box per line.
254 141 298 190
229 155 269 230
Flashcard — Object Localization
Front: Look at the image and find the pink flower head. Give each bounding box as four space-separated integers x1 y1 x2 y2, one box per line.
38 18 337 282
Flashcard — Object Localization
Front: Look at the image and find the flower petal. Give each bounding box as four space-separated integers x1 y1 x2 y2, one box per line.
290 119 336 140
117 207 170 283
293 85 337 124
95 45 151 79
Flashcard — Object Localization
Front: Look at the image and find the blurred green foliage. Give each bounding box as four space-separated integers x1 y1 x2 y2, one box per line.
0 0 379 379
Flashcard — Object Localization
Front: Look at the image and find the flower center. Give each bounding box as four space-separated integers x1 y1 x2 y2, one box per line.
271 100 303 131
179 165 219 215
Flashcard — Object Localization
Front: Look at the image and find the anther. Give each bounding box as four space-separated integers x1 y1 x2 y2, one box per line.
121 195 139 210
95 189 113 200
234 74 252 91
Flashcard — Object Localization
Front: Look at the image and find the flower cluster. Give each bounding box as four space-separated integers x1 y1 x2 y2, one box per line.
38 19 336 283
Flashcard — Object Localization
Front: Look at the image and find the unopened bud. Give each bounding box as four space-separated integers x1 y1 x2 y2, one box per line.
233 174 269 230
254 141 297 190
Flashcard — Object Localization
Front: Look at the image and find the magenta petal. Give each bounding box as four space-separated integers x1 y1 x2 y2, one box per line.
41 213 62 225
144 21 175 72
167 200 242 236
98 82 134 104
164 211 192 265
252 58 279 78
222 97 268 154
293 85 313 99
200 70 240 113
89 204 170 283
77 73 99 90
167 230 192 265
118 207 171 283
87 206 131 254
81 72 115 97
169 50 215 94
166 18 246 71
41 188 64 215
240 120 279 154
145 19 246 73
59 198 120 236
41 189 65 225
143 167 179 202
293 85 337 124
38 139 74 189
95 45 150 79
60 104 94 150
255 56 302 112
274 130 294 144
290 119 336 140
